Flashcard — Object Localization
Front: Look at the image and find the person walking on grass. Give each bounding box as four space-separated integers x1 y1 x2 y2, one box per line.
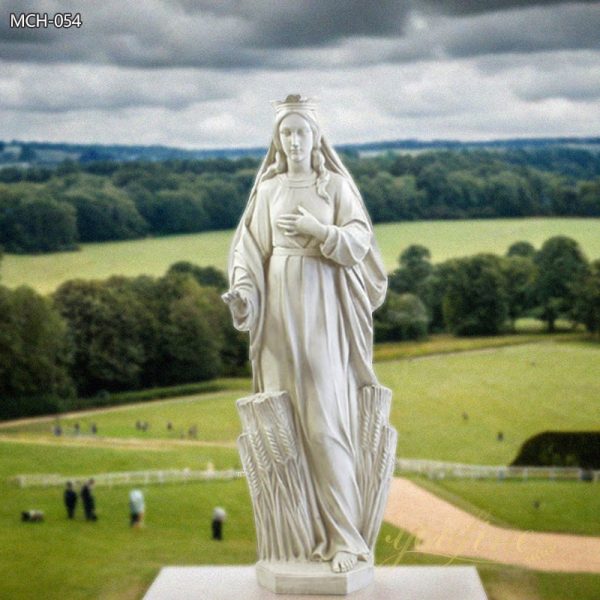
64 481 77 519
81 479 97 521
129 489 145 528
212 507 226 540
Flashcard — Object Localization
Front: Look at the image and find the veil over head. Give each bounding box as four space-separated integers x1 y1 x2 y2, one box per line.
229 95 387 306
228 95 387 369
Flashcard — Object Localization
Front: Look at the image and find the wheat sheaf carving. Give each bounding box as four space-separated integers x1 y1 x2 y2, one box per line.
237 386 396 561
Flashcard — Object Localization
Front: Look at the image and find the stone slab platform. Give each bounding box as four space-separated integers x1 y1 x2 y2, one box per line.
256 560 374 595
143 566 488 599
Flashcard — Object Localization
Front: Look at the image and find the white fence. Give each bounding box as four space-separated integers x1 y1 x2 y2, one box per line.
12 460 600 488
12 468 245 489
395 458 600 482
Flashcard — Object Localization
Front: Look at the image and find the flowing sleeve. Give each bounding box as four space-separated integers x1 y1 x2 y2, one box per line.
229 184 272 331
319 177 372 267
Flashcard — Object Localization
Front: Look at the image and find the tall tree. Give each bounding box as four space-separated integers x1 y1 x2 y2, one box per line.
500 256 537 330
0 286 74 418
573 259 600 336
506 241 536 259
53 280 147 396
389 245 432 296
374 292 429 342
0 184 78 253
533 236 589 331
167 262 228 291
442 255 508 336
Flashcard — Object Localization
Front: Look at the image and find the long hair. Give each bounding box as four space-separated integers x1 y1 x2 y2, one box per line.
257 111 331 202
230 105 388 312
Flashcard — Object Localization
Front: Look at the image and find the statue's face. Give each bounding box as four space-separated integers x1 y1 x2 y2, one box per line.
278 113 313 164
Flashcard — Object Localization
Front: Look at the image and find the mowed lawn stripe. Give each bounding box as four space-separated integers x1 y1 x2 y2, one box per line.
4 341 599 467
3 218 600 293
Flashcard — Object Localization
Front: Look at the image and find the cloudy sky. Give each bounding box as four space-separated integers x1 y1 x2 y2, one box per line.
1 0 599 148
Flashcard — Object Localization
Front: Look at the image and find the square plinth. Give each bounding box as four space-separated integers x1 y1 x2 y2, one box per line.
143 565 488 599
256 560 374 595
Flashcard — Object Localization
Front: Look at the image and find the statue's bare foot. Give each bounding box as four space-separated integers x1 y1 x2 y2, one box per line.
332 551 358 573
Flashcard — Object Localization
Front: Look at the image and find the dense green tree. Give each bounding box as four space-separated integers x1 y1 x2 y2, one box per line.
419 261 455 333
576 179 600 216
151 189 209 234
442 254 508 336
0 184 78 252
374 292 429 341
201 178 244 230
506 241 536 258
533 236 589 331
485 171 535 217
389 244 432 295
0 167 24 183
162 291 222 384
573 259 600 336
53 280 147 395
48 172 147 238
549 180 578 216
167 262 228 290
445 171 485 216
0 286 74 418
159 271 247 377
18 145 37 162
500 256 537 330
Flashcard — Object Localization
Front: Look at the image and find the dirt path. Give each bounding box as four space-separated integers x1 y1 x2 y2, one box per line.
0 434 236 451
384 477 600 574
0 390 242 430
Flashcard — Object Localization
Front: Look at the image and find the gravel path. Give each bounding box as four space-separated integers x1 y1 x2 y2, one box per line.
0 434 236 450
384 477 600 573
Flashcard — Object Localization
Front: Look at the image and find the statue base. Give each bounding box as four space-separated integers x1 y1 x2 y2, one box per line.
256 560 374 595
143 565 488 599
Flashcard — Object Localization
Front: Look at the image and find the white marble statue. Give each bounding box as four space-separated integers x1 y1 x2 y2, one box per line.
223 95 396 592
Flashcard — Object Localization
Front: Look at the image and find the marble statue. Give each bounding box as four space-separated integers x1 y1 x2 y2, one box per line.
223 95 397 594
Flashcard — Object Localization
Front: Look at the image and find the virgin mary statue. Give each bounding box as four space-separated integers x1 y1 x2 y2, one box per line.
223 95 395 581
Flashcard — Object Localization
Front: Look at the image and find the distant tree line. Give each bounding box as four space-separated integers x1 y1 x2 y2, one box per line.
349 149 600 223
1 147 599 253
0 259 248 419
378 235 600 341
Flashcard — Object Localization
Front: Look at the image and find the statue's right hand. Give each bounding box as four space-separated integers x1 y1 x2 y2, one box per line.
221 289 249 316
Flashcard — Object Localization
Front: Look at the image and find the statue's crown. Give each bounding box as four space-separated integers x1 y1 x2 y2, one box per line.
272 94 318 117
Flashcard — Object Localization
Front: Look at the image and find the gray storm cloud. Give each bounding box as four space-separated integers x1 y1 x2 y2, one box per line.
0 0 598 145
1 0 598 67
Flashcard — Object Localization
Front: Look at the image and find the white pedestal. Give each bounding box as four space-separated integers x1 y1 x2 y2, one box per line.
256 560 374 595
143 566 488 599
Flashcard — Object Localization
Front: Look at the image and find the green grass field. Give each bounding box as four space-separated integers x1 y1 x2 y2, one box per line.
412 477 600 536
0 440 406 600
2 339 600 598
1 390 245 444
380 340 600 465
0 442 600 600
2 217 600 293
4 340 599 467
3 440 600 600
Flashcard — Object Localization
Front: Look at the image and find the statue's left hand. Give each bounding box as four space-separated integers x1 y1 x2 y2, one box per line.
277 206 328 242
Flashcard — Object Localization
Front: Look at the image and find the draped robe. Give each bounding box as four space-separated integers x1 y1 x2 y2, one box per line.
228 170 387 560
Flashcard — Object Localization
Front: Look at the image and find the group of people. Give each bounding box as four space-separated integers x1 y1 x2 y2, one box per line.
64 479 97 521
64 481 146 527
61 479 228 539
53 422 98 436
135 420 202 440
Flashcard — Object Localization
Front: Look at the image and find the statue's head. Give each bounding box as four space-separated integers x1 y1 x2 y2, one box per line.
263 95 330 197
241 95 374 236
277 113 315 166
